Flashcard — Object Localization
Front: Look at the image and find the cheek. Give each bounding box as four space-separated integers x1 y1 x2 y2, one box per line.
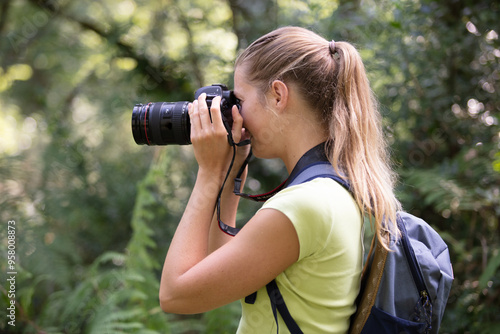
239 106 252 128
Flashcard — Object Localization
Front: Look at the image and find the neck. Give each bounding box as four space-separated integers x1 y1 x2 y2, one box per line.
280 95 329 173
280 134 328 174
265 85 328 173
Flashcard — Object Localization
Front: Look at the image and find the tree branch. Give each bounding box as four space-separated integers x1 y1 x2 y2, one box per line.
226 0 247 50
0 0 10 35
226 0 278 49
29 0 191 93
175 3 204 87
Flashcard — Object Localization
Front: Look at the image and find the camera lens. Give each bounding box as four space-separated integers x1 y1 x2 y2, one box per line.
131 101 191 145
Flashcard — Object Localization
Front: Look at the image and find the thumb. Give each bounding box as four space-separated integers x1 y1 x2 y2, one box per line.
231 105 244 143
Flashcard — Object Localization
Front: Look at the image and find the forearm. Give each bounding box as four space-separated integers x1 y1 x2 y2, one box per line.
161 170 223 288
208 167 248 252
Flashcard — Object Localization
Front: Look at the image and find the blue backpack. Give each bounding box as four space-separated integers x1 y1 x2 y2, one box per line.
349 211 454 334
221 145 454 334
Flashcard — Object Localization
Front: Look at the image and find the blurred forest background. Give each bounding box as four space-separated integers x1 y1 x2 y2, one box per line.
0 0 499 333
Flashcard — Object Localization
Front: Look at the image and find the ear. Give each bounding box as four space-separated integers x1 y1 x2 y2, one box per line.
269 80 289 112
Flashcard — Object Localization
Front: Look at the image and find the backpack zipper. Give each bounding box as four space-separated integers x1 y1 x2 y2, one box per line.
398 215 433 332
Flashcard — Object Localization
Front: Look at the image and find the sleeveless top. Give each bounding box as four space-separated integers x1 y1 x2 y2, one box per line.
236 176 363 333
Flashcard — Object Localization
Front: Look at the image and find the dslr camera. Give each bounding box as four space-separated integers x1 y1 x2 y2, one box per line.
132 84 239 146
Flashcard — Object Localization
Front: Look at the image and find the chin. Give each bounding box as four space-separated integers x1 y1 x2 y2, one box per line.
250 143 275 160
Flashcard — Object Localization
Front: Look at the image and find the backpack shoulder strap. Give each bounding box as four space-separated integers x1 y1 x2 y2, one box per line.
287 161 350 190
349 236 389 334
266 280 303 334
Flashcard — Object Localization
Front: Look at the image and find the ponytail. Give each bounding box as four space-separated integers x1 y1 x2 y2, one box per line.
327 41 401 246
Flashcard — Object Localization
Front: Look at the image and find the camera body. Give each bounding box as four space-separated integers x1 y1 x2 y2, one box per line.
131 84 239 146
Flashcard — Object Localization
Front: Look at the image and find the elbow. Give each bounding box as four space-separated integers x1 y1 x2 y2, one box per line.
159 275 182 313
159 275 211 314
159 296 173 313
159 288 212 315
159 296 201 315
159 286 194 314
159 287 178 314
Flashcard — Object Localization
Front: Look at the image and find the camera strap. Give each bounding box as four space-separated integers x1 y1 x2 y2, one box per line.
216 142 344 237
215 136 252 237
217 146 288 237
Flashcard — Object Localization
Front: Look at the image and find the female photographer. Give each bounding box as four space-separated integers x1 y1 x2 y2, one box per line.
159 26 401 333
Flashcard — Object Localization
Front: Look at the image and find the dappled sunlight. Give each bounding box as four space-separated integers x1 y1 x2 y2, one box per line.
0 0 499 333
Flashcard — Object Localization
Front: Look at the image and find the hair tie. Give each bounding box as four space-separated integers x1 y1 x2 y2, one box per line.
328 40 336 55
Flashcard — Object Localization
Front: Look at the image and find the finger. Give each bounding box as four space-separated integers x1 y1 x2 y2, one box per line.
209 96 225 131
231 105 243 143
189 101 202 138
197 93 212 130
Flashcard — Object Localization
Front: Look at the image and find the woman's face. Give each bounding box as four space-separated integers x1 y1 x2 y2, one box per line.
233 66 281 159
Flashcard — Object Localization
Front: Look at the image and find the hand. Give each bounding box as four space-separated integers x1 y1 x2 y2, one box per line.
189 94 231 176
230 105 251 172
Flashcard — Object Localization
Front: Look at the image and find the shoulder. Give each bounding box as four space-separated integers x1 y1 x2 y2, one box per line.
260 178 360 258
262 178 355 218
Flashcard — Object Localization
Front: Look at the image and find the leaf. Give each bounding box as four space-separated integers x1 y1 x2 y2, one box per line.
479 250 500 289
390 21 402 29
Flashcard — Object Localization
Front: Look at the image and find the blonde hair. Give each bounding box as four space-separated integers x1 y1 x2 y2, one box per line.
235 26 401 247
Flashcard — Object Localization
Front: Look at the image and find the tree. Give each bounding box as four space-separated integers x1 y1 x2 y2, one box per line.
1 0 499 333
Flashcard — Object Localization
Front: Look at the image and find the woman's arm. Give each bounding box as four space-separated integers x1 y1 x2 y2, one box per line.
159 94 298 314
160 205 299 314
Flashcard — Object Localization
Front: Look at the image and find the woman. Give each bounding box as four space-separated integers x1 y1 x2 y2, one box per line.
159 26 401 333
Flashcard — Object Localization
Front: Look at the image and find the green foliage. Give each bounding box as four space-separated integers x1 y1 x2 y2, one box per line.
0 0 499 333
